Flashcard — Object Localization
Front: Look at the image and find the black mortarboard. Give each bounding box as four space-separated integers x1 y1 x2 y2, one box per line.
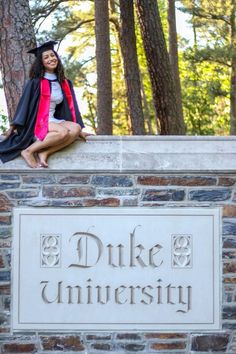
27 40 58 57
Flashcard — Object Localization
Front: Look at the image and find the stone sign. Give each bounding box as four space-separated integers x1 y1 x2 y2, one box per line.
13 208 220 331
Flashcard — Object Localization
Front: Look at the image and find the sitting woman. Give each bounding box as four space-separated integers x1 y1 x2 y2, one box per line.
0 40 87 168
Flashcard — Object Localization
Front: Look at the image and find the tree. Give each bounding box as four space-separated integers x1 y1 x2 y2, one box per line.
94 0 113 134
136 0 186 135
0 0 36 121
119 0 145 135
167 0 184 123
179 0 236 134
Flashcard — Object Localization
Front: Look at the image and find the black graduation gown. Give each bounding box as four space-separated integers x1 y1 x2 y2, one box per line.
0 78 84 163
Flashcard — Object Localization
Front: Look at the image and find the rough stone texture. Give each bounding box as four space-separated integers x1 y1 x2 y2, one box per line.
40 335 85 351
142 189 185 201
2 343 36 353
189 189 232 201
137 175 217 186
224 205 236 217
42 186 95 198
150 342 186 350
1 137 236 353
191 334 230 351
224 221 236 236
0 193 12 212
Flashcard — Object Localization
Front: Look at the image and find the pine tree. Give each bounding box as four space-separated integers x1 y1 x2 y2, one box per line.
0 0 35 121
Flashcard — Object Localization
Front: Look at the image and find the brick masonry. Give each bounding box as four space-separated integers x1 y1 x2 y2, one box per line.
0 135 236 353
0 171 235 353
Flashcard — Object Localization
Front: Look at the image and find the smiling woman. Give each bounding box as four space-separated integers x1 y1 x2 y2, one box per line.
0 41 90 168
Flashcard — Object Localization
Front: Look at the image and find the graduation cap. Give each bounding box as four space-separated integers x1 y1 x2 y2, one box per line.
27 40 58 57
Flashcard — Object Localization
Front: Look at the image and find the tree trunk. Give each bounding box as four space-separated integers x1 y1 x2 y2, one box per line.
0 0 36 121
136 0 186 135
119 0 145 135
230 0 236 135
95 0 113 135
167 0 184 124
140 72 154 134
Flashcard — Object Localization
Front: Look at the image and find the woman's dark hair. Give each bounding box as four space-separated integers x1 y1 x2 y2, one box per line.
29 50 65 83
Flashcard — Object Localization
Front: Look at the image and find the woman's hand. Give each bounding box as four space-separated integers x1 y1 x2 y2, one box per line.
78 130 94 142
4 125 16 138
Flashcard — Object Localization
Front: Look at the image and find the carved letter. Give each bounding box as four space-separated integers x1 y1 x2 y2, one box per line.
115 286 127 304
107 243 125 267
149 244 163 267
96 285 111 304
130 226 147 267
166 284 175 305
69 232 103 268
177 286 192 313
86 278 93 304
41 281 63 304
141 286 154 305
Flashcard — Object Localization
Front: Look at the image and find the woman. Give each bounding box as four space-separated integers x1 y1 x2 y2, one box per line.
0 40 87 168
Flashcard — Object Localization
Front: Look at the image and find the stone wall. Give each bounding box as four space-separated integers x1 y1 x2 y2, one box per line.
1 136 236 353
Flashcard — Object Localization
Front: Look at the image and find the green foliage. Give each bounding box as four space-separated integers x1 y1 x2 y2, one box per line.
28 0 232 135
178 0 232 135
0 110 9 134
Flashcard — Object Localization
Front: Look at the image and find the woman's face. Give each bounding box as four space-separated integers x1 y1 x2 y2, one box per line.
42 50 58 73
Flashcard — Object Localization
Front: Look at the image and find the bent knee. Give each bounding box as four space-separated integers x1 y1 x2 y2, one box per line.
70 124 81 139
59 128 70 140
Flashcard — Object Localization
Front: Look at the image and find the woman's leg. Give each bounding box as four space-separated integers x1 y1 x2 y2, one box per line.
38 122 82 166
21 123 70 168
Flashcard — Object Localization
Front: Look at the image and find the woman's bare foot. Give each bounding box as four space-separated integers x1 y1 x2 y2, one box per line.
21 149 38 168
38 152 49 168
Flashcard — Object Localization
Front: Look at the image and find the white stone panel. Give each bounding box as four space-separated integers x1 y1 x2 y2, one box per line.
13 207 221 331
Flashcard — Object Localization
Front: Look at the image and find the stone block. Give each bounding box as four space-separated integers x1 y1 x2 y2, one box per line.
0 271 10 281
223 250 236 260
189 189 232 201
50 199 83 207
0 227 12 239
218 177 236 186
97 188 140 196
86 334 112 341
223 238 236 248
0 182 20 190
145 333 187 339
40 335 84 351
116 333 142 340
0 194 11 212
2 343 36 353
137 176 216 186
0 312 9 326
223 305 236 319
91 175 133 187
224 262 236 273
6 190 39 199
90 343 113 351
191 334 230 351
83 198 120 207
142 189 185 201
223 205 236 217
0 215 11 225
57 175 90 184
223 221 236 235
3 296 10 311
42 186 95 198
122 198 138 206
22 175 56 184
118 343 146 352
222 322 236 330
0 175 20 180
150 342 186 350
0 239 11 248
0 284 10 295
